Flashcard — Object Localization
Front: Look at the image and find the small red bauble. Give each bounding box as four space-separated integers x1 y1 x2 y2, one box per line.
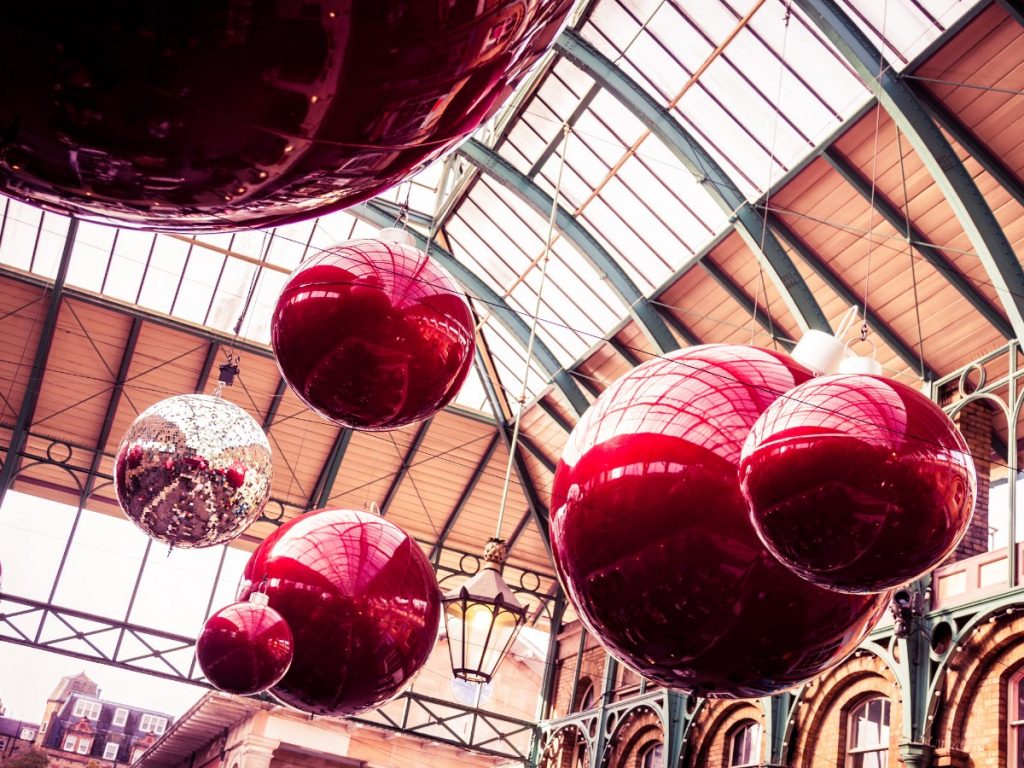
272 239 475 430
196 599 294 696
740 373 976 593
0 2 573 230
551 345 889 698
237 508 441 716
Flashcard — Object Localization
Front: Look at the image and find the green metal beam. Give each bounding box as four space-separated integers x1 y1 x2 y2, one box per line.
554 29 831 335
795 0 1024 341
910 81 1024 210
309 428 352 511
0 218 77 508
824 148 1013 340
351 201 589 416
768 212 938 380
430 431 502 562
261 377 287 431
379 418 433 516
456 138 680 355
700 259 795 345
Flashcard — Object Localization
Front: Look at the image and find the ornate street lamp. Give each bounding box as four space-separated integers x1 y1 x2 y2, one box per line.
443 537 526 683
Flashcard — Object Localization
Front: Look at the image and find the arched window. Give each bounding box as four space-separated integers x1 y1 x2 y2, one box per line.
639 740 663 768
1009 671 1024 767
573 677 596 712
846 697 890 768
728 721 761 768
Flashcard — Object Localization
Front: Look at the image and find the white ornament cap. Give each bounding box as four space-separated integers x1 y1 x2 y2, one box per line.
838 354 884 376
791 329 846 375
378 227 416 247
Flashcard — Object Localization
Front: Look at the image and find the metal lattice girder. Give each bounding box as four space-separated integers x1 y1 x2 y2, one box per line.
824 148 1014 340
554 29 832 335
455 138 680 355
351 201 589 416
768 213 938 380
795 0 1024 342
0 594 534 760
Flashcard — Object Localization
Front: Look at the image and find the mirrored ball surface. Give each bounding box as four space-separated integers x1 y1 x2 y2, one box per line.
197 601 294 696
272 238 475 430
237 508 441 716
0 2 573 231
115 394 273 548
551 345 890 698
740 373 976 593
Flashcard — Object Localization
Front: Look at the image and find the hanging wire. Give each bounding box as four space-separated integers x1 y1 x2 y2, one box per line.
895 127 928 379
494 123 571 539
750 0 793 346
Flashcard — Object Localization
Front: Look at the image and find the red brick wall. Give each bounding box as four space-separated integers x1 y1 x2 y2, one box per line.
787 653 901 768
951 400 992 560
549 623 610 720
606 707 662 768
683 700 764 768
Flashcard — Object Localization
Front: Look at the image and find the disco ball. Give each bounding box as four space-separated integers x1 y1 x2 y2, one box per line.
272 237 475 430
551 345 890 698
197 597 294 695
740 373 976 593
0 1 574 231
237 508 440 716
115 394 273 548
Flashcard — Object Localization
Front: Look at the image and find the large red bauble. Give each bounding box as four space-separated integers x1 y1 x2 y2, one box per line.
551 345 890 698
740 374 976 593
237 508 440 716
196 600 294 696
0 2 573 231
271 238 474 430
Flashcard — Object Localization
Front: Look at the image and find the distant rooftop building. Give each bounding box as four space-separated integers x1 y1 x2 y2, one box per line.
0 716 40 763
28 674 173 768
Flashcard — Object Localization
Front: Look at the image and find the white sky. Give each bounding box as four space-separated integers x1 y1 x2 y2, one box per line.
0 491 248 722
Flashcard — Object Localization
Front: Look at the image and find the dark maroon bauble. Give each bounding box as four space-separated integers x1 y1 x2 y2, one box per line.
739 374 976 594
196 600 294 695
551 345 890 699
271 238 475 430
237 508 441 716
0 1 573 231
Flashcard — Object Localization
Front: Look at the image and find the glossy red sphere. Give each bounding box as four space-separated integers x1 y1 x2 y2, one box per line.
271 238 475 430
237 508 441 716
196 600 294 695
740 374 976 593
551 345 890 698
0 2 573 231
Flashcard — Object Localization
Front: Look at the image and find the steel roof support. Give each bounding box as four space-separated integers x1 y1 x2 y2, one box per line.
795 0 1024 342
261 377 287 431
0 218 77 509
768 213 937 380
824 148 1013 339
554 29 832 335
379 418 433 516
456 138 680 355
430 431 502 563
308 428 353 511
700 259 795 345
352 201 589 416
194 342 220 393
910 82 1024 210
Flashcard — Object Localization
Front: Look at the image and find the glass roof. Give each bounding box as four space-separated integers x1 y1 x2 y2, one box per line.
0 0 984 415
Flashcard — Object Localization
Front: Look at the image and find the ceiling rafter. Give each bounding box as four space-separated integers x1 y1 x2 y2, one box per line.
700 258 795 345
795 0 1024 342
823 148 1013 340
553 28 832 335
768 212 937 380
379 419 433 516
